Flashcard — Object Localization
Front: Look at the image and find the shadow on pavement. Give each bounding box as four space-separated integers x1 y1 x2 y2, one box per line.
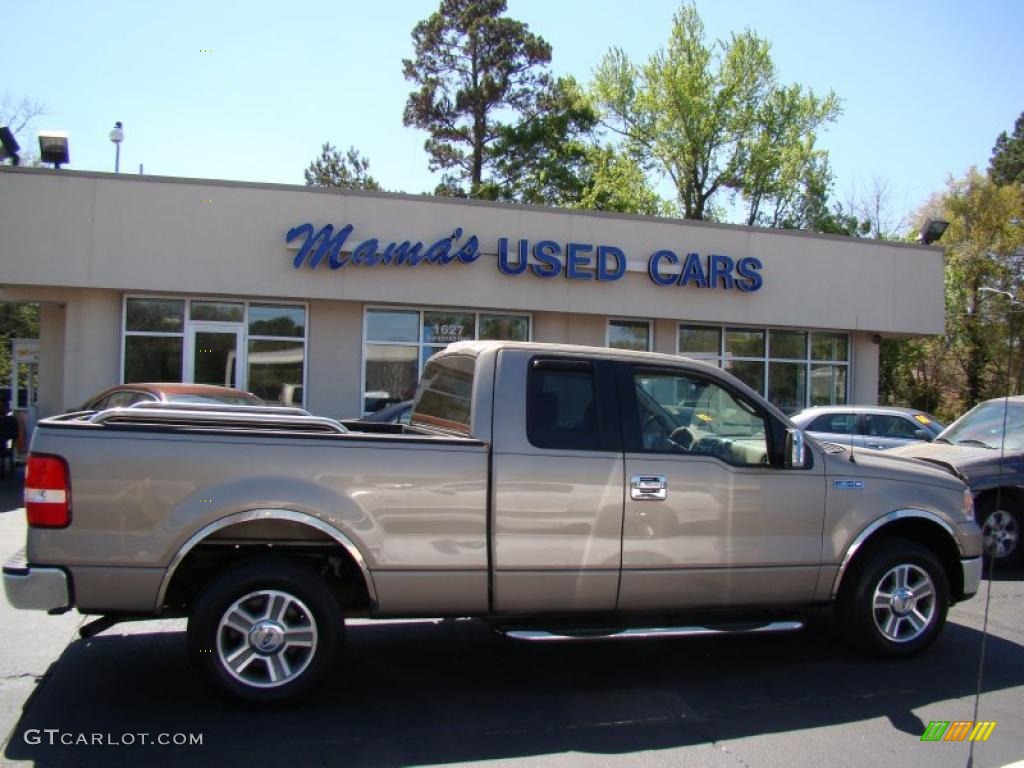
4 614 1022 766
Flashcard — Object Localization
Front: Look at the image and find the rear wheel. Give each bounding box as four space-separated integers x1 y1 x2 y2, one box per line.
977 497 1021 564
188 558 342 704
841 539 949 657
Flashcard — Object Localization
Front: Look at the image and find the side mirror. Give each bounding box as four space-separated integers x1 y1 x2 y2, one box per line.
914 429 930 441
786 428 807 468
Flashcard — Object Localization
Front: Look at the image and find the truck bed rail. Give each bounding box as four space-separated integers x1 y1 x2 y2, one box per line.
80 402 349 434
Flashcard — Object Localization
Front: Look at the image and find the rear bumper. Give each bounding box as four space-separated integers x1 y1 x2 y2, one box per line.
960 556 983 600
3 548 71 612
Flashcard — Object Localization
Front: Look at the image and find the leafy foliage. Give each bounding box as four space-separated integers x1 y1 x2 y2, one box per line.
303 143 381 191
591 2 840 223
402 0 552 196
479 77 665 214
989 111 1024 186
0 303 39 397
879 171 1024 418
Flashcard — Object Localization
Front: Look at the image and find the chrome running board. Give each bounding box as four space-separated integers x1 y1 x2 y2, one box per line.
501 621 804 642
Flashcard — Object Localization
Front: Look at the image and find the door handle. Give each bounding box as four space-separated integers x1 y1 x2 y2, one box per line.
865 442 883 449
630 474 667 501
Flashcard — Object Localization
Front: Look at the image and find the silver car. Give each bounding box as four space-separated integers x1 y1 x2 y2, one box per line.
791 405 944 450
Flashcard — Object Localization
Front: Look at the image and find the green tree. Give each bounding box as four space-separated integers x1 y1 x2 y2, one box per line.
877 169 1024 418
989 111 1024 186
402 0 552 197
0 303 39 393
591 2 840 223
479 76 664 214
927 171 1024 411
303 143 381 190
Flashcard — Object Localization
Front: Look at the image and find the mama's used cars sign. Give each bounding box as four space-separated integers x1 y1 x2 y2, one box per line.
286 222 763 292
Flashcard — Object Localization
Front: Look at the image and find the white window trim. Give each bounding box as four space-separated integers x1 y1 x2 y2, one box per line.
606 317 653 352
677 322 850 408
121 295 308 406
361 305 533 416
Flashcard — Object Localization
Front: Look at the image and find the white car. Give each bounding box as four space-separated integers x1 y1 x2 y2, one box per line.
790 405 944 450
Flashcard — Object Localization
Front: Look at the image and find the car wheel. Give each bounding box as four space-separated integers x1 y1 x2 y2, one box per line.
188 558 342 704
977 498 1021 564
841 539 949 657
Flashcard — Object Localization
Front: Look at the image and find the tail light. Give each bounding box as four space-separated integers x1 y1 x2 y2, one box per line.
25 453 71 528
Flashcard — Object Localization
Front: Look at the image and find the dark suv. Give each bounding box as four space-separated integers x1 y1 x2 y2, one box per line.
892 396 1024 564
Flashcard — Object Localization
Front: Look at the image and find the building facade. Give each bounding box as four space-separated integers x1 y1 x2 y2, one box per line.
0 167 945 420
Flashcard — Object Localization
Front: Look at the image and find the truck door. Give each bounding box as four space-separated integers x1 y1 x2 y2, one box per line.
490 352 624 613
616 363 825 611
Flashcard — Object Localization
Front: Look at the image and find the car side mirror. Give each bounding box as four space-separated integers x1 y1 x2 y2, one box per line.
914 429 930 441
786 428 807 468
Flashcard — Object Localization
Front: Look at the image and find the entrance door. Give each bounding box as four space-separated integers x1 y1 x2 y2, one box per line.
188 324 243 388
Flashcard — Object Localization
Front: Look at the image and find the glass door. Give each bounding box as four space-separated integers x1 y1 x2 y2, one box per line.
188 324 243 388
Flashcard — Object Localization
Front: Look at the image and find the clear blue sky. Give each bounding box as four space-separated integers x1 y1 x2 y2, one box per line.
3 0 1021 225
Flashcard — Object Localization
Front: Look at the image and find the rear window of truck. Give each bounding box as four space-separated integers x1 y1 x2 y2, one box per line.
410 354 475 437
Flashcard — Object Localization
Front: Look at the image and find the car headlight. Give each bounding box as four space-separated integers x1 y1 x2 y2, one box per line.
962 488 975 521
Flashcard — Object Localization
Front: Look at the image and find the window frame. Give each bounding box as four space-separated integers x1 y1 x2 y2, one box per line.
606 318 653 352
121 295 308 406
677 322 850 410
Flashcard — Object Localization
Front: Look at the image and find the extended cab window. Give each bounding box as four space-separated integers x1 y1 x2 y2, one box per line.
632 370 769 466
410 354 475 437
527 361 602 451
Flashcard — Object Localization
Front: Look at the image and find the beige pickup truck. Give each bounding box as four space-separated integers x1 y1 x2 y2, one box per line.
4 341 982 703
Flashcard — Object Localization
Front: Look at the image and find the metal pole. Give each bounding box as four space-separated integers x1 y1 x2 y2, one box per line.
114 142 120 173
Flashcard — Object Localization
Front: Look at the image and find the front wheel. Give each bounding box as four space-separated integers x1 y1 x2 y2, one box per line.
188 558 343 704
977 498 1021 564
840 539 949 657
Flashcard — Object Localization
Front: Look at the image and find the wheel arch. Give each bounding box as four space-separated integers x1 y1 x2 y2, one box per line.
831 509 964 601
156 509 377 615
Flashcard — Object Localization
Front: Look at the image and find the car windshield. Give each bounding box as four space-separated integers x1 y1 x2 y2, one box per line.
937 400 1024 450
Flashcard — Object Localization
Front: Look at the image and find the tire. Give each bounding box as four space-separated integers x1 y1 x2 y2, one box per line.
977 497 1022 565
840 539 949 658
188 557 343 704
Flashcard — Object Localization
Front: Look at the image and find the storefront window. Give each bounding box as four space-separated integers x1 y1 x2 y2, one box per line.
190 301 244 323
248 304 305 337
365 344 418 412
124 335 183 382
248 340 305 406
725 328 765 358
480 314 529 341
126 298 184 333
725 359 765 392
363 308 530 414
677 323 848 409
811 364 847 406
423 312 474 344
366 310 419 342
608 319 651 351
123 298 307 406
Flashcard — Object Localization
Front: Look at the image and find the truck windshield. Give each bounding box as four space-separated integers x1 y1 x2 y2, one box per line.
938 400 1024 450
410 354 475 437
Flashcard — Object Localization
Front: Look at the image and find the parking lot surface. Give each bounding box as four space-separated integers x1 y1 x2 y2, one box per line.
1 470 1021 768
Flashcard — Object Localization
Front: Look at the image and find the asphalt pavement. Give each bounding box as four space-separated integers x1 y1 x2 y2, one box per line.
0 468 1021 768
